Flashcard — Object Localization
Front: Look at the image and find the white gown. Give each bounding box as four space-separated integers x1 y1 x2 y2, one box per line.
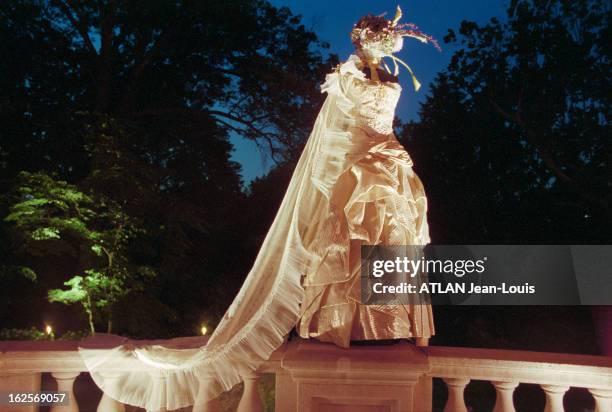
78 54 433 410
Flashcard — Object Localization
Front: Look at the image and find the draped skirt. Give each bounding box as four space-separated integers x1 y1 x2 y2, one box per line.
297 134 435 348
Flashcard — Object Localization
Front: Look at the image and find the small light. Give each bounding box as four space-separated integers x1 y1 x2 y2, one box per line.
45 325 53 335
200 326 208 336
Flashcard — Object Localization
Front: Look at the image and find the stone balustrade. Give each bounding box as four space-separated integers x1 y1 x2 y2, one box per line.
1 339 611 411
426 346 612 412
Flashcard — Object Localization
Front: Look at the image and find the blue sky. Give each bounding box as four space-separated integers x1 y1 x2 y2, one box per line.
232 1 509 184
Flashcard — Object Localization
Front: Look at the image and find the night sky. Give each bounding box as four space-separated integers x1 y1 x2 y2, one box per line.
232 1 509 183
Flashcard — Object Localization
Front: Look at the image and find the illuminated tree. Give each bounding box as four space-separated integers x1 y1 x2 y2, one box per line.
4 171 154 333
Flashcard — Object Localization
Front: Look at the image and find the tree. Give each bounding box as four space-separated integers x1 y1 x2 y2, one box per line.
4 171 155 333
0 0 334 180
395 0 608 355
0 0 335 336
401 0 611 243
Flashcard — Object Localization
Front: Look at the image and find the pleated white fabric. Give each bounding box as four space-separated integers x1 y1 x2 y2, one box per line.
78 54 431 410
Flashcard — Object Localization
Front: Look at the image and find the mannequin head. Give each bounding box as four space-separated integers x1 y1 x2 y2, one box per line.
351 14 403 66
350 6 441 70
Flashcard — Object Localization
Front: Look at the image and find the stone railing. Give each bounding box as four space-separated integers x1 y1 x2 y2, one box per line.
426 346 612 412
1 339 611 411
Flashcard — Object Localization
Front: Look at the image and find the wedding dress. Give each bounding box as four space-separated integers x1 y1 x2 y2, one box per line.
79 54 434 410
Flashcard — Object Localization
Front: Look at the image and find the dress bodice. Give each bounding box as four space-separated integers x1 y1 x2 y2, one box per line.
322 54 402 136
313 54 408 198
350 77 402 135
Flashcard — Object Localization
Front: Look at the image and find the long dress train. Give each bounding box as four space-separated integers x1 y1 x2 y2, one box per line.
78 54 434 410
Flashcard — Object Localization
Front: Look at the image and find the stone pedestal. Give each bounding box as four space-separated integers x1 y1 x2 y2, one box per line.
276 340 431 412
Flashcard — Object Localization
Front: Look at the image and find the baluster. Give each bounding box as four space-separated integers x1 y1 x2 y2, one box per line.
491 381 518 412
541 384 568 412
588 388 612 412
237 371 263 412
50 372 80 412
442 378 470 412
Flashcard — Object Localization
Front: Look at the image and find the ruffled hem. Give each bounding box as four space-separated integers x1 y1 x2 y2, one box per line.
79 266 305 410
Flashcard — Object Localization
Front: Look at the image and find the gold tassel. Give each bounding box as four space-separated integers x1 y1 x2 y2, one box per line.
388 54 421 91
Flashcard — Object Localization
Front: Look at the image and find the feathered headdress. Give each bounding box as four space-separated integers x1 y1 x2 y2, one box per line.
350 5 441 91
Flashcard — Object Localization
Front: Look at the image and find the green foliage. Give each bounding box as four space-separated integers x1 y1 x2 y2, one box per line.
0 327 89 341
0 327 48 341
4 172 96 254
0 0 333 337
0 265 37 281
48 276 88 304
56 329 89 341
4 171 156 333
48 270 130 334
